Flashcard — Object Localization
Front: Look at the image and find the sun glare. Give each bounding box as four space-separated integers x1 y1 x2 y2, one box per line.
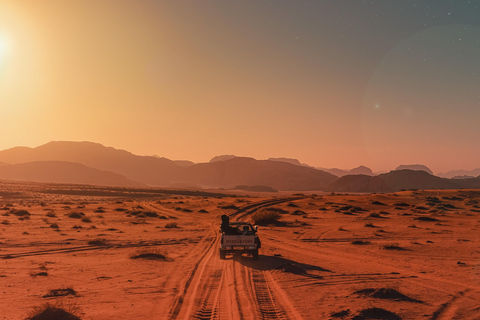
0 35 9 66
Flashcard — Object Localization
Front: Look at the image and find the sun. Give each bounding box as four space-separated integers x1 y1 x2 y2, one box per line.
0 35 9 66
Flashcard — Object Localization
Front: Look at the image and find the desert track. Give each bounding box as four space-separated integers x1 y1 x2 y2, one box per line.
2 186 480 319
170 196 306 320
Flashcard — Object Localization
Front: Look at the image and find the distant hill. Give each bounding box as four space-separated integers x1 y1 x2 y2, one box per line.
318 165 374 177
437 168 480 179
1 141 477 192
452 175 476 179
349 166 374 175
327 169 479 193
173 160 195 167
0 142 337 190
395 164 433 175
210 155 237 163
0 141 181 186
0 161 144 187
267 157 313 168
181 157 338 191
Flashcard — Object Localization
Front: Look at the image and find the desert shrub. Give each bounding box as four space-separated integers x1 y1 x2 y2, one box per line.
426 196 440 203
46 211 56 217
27 302 82 320
87 238 108 246
368 213 383 218
264 207 289 215
220 204 239 210
50 223 59 229
143 211 158 217
394 202 410 207
182 208 193 212
165 222 178 228
291 210 306 216
364 222 376 227
414 216 439 222
130 248 169 261
352 240 371 245
382 243 405 250
11 209 30 217
43 288 77 298
94 209 105 213
198 209 209 213
81 217 91 223
114 208 126 211
251 208 281 225
1 220 9 225
67 212 84 219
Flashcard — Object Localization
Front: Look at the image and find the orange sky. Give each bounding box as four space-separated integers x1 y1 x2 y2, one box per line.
0 1 479 174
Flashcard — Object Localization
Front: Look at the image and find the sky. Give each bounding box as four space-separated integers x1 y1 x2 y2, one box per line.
0 0 479 174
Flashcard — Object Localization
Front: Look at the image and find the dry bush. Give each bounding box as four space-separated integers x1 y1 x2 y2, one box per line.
143 211 158 217
43 288 77 298
45 211 56 217
165 222 178 228
26 301 82 320
67 212 84 219
81 217 91 223
382 243 405 250
130 248 169 261
87 238 108 246
251 208 281 225
11 209 30 217
351 240 371 245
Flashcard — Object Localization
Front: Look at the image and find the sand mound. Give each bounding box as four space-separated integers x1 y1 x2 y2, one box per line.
28 307 81 320
352 307 401 320
354 288 422 303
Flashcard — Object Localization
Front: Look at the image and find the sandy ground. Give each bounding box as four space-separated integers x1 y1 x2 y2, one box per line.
1 181 479 319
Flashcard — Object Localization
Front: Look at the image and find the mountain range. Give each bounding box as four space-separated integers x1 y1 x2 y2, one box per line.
0 141 478 192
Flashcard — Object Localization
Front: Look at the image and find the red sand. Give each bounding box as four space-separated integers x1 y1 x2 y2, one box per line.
1 182 479 319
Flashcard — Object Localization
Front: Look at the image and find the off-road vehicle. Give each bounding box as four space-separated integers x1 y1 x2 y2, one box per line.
219 221 261 260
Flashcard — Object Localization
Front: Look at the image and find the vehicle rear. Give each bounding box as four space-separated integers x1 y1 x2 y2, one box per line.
219 222 259 259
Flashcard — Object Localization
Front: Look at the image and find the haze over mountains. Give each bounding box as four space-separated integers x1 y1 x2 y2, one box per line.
0 141 478 192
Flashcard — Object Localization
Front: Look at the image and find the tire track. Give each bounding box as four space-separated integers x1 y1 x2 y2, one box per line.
172 196 306 319
250 270 287 319
231 196 306 221
168 231 219 319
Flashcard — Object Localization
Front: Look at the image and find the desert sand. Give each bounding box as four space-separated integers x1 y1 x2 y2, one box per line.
1 181 479 319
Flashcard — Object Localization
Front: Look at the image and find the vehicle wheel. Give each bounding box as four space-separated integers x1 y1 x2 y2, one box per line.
255 238 261 249
252 249 259 260
219 249 226 260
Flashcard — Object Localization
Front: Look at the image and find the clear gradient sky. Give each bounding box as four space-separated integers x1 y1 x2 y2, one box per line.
0 1 479 173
